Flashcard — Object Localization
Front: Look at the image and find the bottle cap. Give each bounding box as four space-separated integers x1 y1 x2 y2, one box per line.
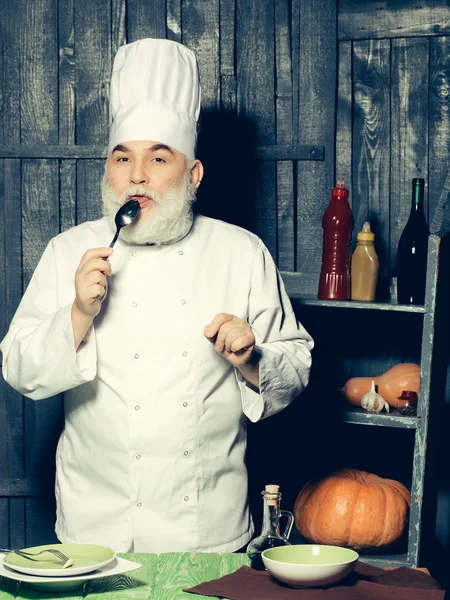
332 177 349 199
397 391 418 402
357 221 375 242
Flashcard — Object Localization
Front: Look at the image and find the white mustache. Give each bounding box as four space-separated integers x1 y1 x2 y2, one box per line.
114 186 158 206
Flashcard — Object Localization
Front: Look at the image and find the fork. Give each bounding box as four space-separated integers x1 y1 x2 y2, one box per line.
0 547 74 568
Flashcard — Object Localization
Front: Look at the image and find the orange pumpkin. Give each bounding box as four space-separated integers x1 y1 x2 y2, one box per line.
341 363 420 408
294 469 411 550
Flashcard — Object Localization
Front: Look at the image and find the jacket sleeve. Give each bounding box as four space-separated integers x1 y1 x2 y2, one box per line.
238 240 314 422
0 238 97 400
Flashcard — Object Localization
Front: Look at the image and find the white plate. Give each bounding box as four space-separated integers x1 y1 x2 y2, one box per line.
2 543 117 577
0 555 142 592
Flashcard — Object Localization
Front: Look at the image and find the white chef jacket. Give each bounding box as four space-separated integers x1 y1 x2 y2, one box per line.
1 215 313 553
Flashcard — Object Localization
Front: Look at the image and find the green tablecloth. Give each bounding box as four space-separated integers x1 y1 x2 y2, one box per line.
0 552 251 599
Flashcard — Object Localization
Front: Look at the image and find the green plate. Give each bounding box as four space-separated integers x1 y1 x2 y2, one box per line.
3 543 116 577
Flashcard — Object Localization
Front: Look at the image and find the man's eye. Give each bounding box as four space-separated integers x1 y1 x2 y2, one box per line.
117 156 129 162
153 157 165 163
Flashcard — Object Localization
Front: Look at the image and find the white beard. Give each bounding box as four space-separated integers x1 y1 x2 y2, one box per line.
101 171 197 245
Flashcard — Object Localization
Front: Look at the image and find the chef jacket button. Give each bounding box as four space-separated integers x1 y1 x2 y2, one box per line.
181 299 186 305
183 402 188 407
135 405 140 410
137 502 142 507
178 250 183 255
132 252 137 257
136 455 141 460
184 496 189 501
182 351 188 357
134 354 139 359
184 451 189 456
132 302 137 307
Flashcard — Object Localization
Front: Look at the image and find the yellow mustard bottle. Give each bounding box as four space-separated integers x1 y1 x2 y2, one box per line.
351 221 379 301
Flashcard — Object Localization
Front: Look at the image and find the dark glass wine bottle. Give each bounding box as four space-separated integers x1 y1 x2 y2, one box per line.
396 178 430 305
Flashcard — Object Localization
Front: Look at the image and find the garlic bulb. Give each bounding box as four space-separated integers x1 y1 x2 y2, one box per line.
360 380 390 413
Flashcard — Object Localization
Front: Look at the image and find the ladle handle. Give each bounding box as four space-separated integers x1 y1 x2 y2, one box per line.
102 228 120 260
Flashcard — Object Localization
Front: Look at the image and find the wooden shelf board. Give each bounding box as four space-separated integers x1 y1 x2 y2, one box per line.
342 409 418 429
361 554 410 568
288 295 426 313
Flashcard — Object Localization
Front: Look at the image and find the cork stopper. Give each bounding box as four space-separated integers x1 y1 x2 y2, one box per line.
265 484 280 506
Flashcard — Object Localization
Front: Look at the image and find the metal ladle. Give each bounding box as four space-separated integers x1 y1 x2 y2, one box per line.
108 199 141 249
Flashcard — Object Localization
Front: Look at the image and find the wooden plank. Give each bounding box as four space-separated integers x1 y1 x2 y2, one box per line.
336 41 353 201
219 0 236 110
127 0 166 41
167 0 182 43
183 0 220 111
219 0 235 79
26 496 60 546
76 160 106 225
291 0 300 147
60 159 77 233
236 0 276 256
0 479 54 497
24 397 64 481
1 4 21 144
3 159 25 549
0 499 7 547
22 160 60 286
75 0 111 145
275 0 294 270
0 0 24 545
111 0 126 56
296 0 337 274
430 169 450 237
0 144 324 160
351 40 390 282
25 397 63 545
20 0 58 145
429 37 450 234
390 38 429 274
59 0 76 144
21 158 62 546
0 159 6 544
407 235 441 565
338 0 450 41
0 145 108 158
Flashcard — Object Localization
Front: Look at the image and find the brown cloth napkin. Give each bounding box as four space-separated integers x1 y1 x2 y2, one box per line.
184 561 446 600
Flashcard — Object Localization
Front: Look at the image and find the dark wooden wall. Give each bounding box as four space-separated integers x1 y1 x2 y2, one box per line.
0 0 335 549
0 0 449 578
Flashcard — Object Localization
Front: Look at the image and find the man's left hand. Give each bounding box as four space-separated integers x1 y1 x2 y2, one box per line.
204 313 255 367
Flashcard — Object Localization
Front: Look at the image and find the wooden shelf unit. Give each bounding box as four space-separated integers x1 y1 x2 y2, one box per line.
282 233 449 568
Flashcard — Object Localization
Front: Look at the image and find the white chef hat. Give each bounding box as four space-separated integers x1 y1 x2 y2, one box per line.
108 38 201 160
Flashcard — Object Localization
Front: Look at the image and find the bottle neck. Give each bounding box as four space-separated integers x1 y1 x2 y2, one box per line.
261 492 281 536
410 179 425 214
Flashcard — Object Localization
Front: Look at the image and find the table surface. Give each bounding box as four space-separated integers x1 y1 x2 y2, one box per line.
0 552 251 599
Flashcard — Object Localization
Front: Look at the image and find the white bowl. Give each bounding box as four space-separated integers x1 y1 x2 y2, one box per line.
262 544 359 588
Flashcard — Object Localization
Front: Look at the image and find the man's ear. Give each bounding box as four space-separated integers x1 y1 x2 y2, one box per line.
190 160 204 188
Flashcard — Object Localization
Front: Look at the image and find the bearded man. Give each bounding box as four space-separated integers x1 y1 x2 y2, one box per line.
0 38 313 553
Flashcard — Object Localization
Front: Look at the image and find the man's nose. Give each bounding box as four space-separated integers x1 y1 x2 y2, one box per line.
130 162 148 184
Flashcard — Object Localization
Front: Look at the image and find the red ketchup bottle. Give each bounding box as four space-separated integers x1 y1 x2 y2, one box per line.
318 177 354 300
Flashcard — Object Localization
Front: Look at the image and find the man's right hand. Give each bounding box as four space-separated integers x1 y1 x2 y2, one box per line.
74 247 113 318
71 248 113 349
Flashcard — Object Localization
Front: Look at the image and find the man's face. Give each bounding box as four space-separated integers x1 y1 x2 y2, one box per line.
105 139 189 213
102 140 203 245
